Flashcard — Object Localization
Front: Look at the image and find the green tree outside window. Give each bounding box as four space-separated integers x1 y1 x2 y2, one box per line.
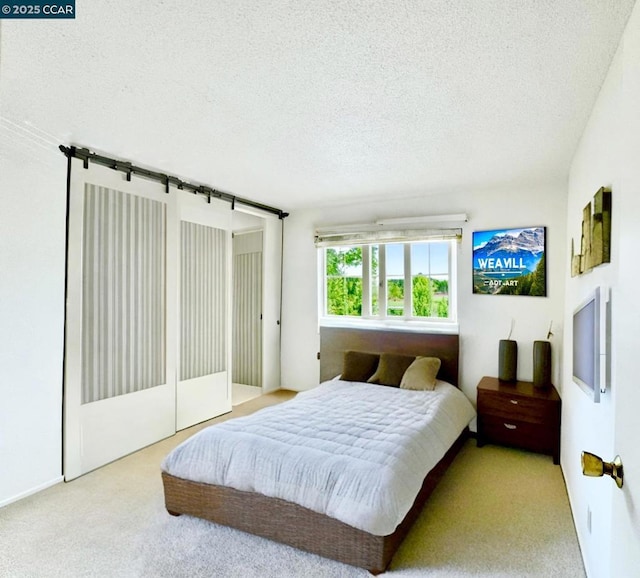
325 243 450 319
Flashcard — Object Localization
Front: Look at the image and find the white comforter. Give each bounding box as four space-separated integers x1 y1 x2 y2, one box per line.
161 379 476 536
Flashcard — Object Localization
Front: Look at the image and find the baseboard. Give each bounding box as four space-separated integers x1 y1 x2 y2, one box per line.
0 475 64 509
561 465 590 577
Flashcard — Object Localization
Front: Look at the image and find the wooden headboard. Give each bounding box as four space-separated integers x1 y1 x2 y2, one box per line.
319 327 459 386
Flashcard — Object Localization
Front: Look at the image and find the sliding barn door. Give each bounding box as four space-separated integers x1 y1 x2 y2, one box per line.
176 193 232 430
64 161 177 480
64 161 233 477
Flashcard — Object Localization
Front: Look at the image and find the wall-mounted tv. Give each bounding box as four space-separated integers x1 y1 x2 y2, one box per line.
572 286 608 403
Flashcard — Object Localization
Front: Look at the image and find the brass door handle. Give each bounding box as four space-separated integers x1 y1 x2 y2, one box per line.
581 451 624 488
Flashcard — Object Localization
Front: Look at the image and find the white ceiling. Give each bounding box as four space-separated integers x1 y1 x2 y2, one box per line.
1 1 636 211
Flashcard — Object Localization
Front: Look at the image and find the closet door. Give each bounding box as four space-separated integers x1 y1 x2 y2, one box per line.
64 160 177 480
176 192 232 430
232 231 263 387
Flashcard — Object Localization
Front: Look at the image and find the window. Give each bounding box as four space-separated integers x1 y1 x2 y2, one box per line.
386 244 404 316
325 246 363 316
411 242 450 318
321 239 457 324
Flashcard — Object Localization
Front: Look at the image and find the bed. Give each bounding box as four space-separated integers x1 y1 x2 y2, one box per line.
161 328 474 574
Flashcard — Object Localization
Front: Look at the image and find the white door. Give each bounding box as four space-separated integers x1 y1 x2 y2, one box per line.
64 160 177 480
609 20 640 572
609 38 640 570
232 230 263 387
176 192 232 430
610 285 640 573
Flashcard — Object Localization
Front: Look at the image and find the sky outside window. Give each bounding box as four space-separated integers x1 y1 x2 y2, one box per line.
411 242 449 279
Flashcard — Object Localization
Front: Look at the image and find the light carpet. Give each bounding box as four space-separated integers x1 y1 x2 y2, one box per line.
0 390 585 577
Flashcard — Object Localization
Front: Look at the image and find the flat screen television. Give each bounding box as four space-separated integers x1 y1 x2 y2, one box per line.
572 286 608 403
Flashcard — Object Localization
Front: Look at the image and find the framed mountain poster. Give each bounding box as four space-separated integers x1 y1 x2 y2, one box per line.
472 226 546 296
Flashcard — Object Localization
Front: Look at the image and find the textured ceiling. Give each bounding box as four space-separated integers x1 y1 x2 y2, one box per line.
0 0 636 211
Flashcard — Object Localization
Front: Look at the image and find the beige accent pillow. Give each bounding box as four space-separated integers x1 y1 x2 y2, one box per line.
400 357 442 391
367 353 415 387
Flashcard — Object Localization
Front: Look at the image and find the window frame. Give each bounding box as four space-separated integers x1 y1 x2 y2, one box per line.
319 238 458 329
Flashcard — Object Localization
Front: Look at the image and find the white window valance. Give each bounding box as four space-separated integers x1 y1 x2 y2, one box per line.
314 226 462 247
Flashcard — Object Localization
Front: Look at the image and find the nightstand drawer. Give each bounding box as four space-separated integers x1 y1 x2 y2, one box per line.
478 391 551 424
481 416 555 454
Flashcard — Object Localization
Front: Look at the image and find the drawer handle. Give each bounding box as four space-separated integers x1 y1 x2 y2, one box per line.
504 423 517 430
510 399 519 405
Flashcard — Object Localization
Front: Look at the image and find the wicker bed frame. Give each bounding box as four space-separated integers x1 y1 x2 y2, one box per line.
162 328 463 575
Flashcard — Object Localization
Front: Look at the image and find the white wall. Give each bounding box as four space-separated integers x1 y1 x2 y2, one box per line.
562 42 620 578
563 3 640 576
0 138 67 505
280 184 567 413
1 22 67 506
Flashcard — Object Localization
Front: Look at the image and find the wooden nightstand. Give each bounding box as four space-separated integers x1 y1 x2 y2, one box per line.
476 376 561 464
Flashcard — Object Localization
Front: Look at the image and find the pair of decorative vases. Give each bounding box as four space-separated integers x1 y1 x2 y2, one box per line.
498 339 551 388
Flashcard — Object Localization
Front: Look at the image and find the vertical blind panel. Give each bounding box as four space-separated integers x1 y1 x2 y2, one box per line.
82 184 166 404
232 252 262 386
180 221 227 381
